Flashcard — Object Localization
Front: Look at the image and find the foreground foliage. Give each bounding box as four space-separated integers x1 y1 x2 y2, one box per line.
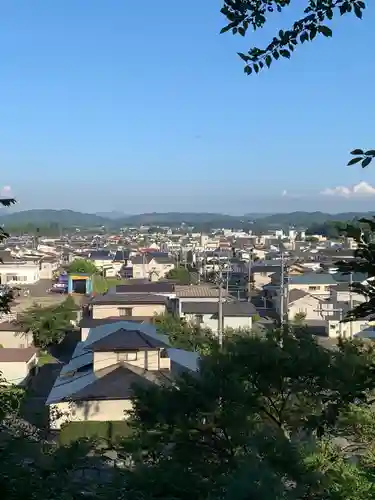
119 329 375 500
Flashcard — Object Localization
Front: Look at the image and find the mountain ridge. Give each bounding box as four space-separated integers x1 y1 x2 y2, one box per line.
0 209 374 229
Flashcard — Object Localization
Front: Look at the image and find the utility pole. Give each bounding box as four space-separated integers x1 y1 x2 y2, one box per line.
349 272 353 339
247 248 253 302
217 265 224 347
280 250 285 326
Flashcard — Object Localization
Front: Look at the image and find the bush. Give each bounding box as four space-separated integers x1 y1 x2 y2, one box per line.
59 420 132 445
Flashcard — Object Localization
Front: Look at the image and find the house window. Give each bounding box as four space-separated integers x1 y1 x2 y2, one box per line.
330 324 337 329
117 351 137 362
195 314 203 324
308 286 318 291
324 286 331 291
119 307 133 317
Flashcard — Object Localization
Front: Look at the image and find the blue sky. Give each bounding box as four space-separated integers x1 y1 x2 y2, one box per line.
1 1 375 214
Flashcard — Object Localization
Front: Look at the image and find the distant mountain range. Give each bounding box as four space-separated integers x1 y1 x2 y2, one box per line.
0 209 374 229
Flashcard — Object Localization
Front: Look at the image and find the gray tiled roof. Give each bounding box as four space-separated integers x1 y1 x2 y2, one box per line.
90 293 168 306
89 328 168 351
181 301 257 317
115 283 175 294
288 273 337 286
67 363 171 402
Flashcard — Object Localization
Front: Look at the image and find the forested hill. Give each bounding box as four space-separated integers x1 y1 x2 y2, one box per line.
0 209 374 230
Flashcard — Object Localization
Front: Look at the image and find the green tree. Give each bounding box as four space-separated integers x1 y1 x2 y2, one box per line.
119 329 375 500
67 258 98 275
18 296 77 349
335 217 375 320
165 265 193 285
293 311 307 325
154 312 215 353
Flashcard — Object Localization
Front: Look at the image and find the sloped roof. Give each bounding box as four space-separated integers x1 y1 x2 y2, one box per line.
288 273 337 286
89 328 168 352
47 362 171 403
90 293 168 306
181 301 256 317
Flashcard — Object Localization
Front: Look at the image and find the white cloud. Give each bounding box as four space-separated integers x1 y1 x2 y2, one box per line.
281 189 288 197
321 181 375 197
0 185 11 195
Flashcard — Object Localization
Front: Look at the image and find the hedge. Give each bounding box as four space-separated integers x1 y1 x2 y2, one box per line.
59 420 132 446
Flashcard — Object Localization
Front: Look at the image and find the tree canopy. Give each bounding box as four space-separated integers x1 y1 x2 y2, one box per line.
165 265 193 285
119 328 375 500
67 258 98 275
18 296 77 349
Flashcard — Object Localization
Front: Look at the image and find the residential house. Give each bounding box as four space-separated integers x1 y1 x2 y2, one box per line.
0 347 38 386
0 321 33 348
279 290 332 323
46 321 173 429
0 251 40 285
174 284 233 316
129 253 175 281
327 314 373 339
288 273 338 298
88 293 169 320
181 301 257 332
39 256 60 279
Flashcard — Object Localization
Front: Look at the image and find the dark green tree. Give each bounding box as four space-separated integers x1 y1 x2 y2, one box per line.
67 258 98 275
154 312 215 354
119 329 375 499
18 296 77 349
165 265 193 285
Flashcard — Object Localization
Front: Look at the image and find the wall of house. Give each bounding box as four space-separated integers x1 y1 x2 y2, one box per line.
0 355 37 385
81 327 90 342
93 349 170 372
287 297 331 321
49 399 133 429
0 264 40 285
183 313 252 332
330 289 366 304
92 303 166 319
288 283 334 298
327 319 369 339
252 272 274 289
0 331 33 348
39 261 59 280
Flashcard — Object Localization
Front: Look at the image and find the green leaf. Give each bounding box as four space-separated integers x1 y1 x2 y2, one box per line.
238 27 245 36
354 5 363 18
347 157 362 166
265 55 272 68
361 157 372 168
238 52 250 63
280 50 290 59
273 50 279 60
244 66 252 75
300 32 308 43
254 63 259 73
350 149 364 155
318 26 332 37
364 150 375 156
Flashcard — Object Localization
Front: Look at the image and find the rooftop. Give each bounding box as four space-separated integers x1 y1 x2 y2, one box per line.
0 347 38 362
288 273 338 286
181 301 257 317
90 293 168 306
88 328 169 352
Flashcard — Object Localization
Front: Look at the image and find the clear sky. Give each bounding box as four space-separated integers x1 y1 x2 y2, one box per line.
1 1 375 214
